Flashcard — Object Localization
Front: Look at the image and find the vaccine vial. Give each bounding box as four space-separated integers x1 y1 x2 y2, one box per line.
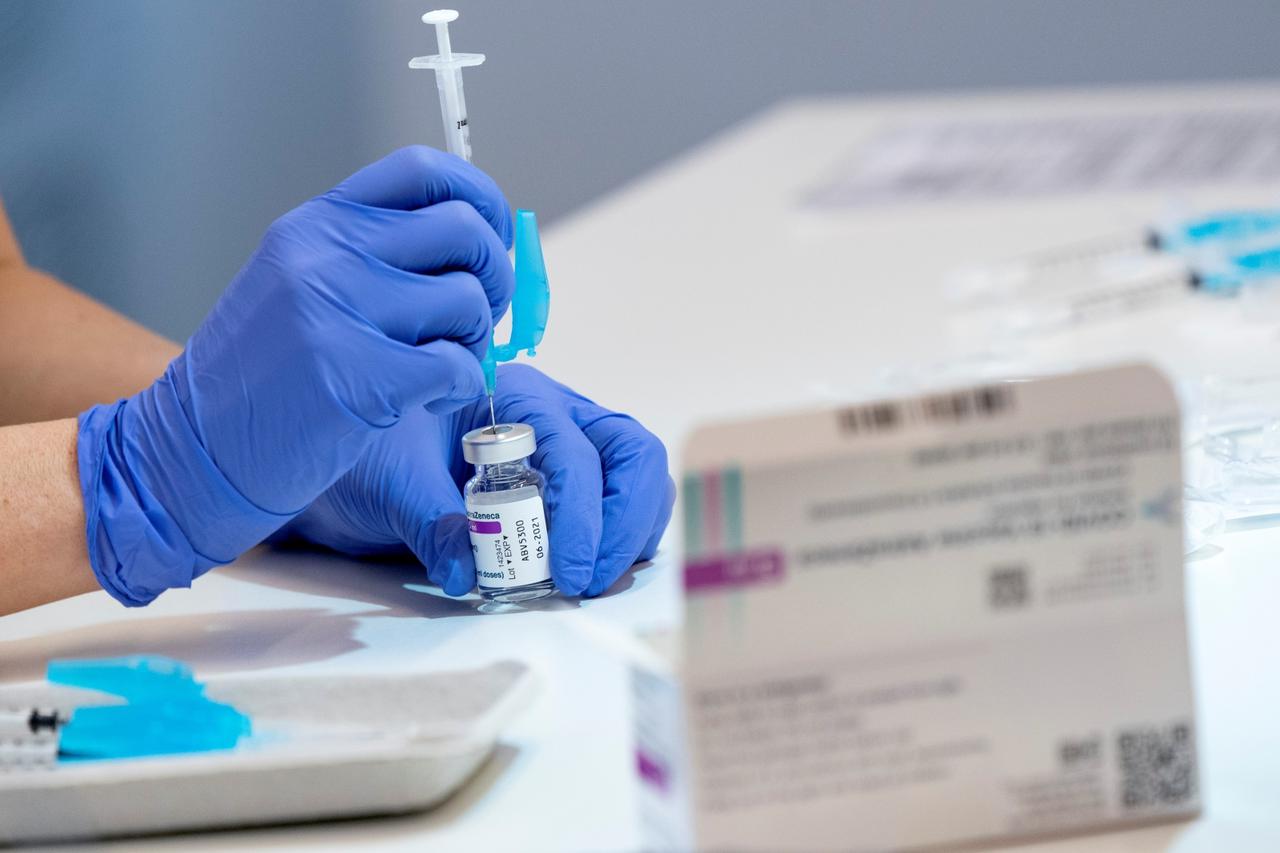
462 423 555 603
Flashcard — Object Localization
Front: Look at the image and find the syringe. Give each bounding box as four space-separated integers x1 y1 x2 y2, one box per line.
0 707 64 767
984 236 1280 336
410 10 550 432
0 706 65 738
948 208 1280 306
410 10 485 163
412 9 495 426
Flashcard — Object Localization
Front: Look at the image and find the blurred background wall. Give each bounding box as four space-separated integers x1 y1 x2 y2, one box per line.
1 0 1278 340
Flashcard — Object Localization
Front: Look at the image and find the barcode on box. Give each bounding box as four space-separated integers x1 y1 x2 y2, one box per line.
838 385 1014 436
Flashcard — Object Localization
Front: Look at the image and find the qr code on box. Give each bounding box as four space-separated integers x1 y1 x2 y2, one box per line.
1118 723 1196 809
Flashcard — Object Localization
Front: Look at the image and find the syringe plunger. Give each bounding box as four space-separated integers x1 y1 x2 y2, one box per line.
409 9 486 162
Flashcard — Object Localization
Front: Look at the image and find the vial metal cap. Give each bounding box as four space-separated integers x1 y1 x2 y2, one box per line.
462 422 537 465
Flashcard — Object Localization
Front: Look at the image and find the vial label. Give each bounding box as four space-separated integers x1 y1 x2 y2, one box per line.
466 493 551 589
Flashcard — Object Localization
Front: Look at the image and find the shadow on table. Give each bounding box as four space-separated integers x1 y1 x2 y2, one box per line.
0 552 659 683
0 607 366 681
223 544 653 617
223 545 491 620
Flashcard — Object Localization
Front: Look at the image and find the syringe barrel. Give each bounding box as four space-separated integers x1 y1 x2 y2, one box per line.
435 68 472 162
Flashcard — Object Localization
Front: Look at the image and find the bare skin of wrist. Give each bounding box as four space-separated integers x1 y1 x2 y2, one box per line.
0 419 99 613
0 202 180 614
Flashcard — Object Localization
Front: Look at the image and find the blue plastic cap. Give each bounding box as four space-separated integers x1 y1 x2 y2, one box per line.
481 209 550 394
48 655 250 761
1158 209 1280 252
48 655 203 702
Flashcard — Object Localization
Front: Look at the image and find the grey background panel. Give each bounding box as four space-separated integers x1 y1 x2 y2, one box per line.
1 0 1277 339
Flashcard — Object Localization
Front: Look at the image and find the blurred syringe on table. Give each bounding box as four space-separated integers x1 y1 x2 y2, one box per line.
948 207 1280 336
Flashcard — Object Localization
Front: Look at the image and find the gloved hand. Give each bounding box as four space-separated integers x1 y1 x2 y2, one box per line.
78 146 515 606
281 364 676 598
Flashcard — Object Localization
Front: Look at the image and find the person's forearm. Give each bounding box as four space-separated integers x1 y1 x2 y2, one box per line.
0 264 180 425
0 419 97 615
0 201 178 612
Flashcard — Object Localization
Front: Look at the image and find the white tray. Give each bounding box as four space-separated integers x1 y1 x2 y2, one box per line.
0 660 536 843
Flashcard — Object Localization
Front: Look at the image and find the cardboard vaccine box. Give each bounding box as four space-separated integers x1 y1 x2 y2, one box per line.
634 364 1198 851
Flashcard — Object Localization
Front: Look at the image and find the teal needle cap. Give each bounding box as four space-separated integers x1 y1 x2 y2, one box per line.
482 209 550 393
1158 209 1280 251
47 655 251 761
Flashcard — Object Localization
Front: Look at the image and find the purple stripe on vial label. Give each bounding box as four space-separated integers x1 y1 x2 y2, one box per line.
635 750 669 792
684 549 785 593
469 520 501 534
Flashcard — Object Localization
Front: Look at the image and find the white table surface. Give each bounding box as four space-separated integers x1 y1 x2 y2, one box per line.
6 82 1280 850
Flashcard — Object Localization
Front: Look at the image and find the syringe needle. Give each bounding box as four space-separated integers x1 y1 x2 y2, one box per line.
488 393 497 430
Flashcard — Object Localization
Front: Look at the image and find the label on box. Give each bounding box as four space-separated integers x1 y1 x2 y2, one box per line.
670 364 1196 851
466 491 550 589
804 107 1280 206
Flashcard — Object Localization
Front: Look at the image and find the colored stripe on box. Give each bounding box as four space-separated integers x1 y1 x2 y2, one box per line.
723 466 743 549
682 473 703 558
703 471 723 552
635 750 669 792
684 549 785 593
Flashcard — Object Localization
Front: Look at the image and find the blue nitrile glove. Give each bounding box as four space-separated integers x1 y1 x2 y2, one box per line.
77 146 514 606
281 364 676 598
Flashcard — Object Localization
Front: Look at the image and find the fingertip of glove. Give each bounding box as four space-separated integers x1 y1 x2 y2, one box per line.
582 576 611 598
582 558 630 598
422 515 476 597
429 550 474 598
442 566 475 598
553 563 593 597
